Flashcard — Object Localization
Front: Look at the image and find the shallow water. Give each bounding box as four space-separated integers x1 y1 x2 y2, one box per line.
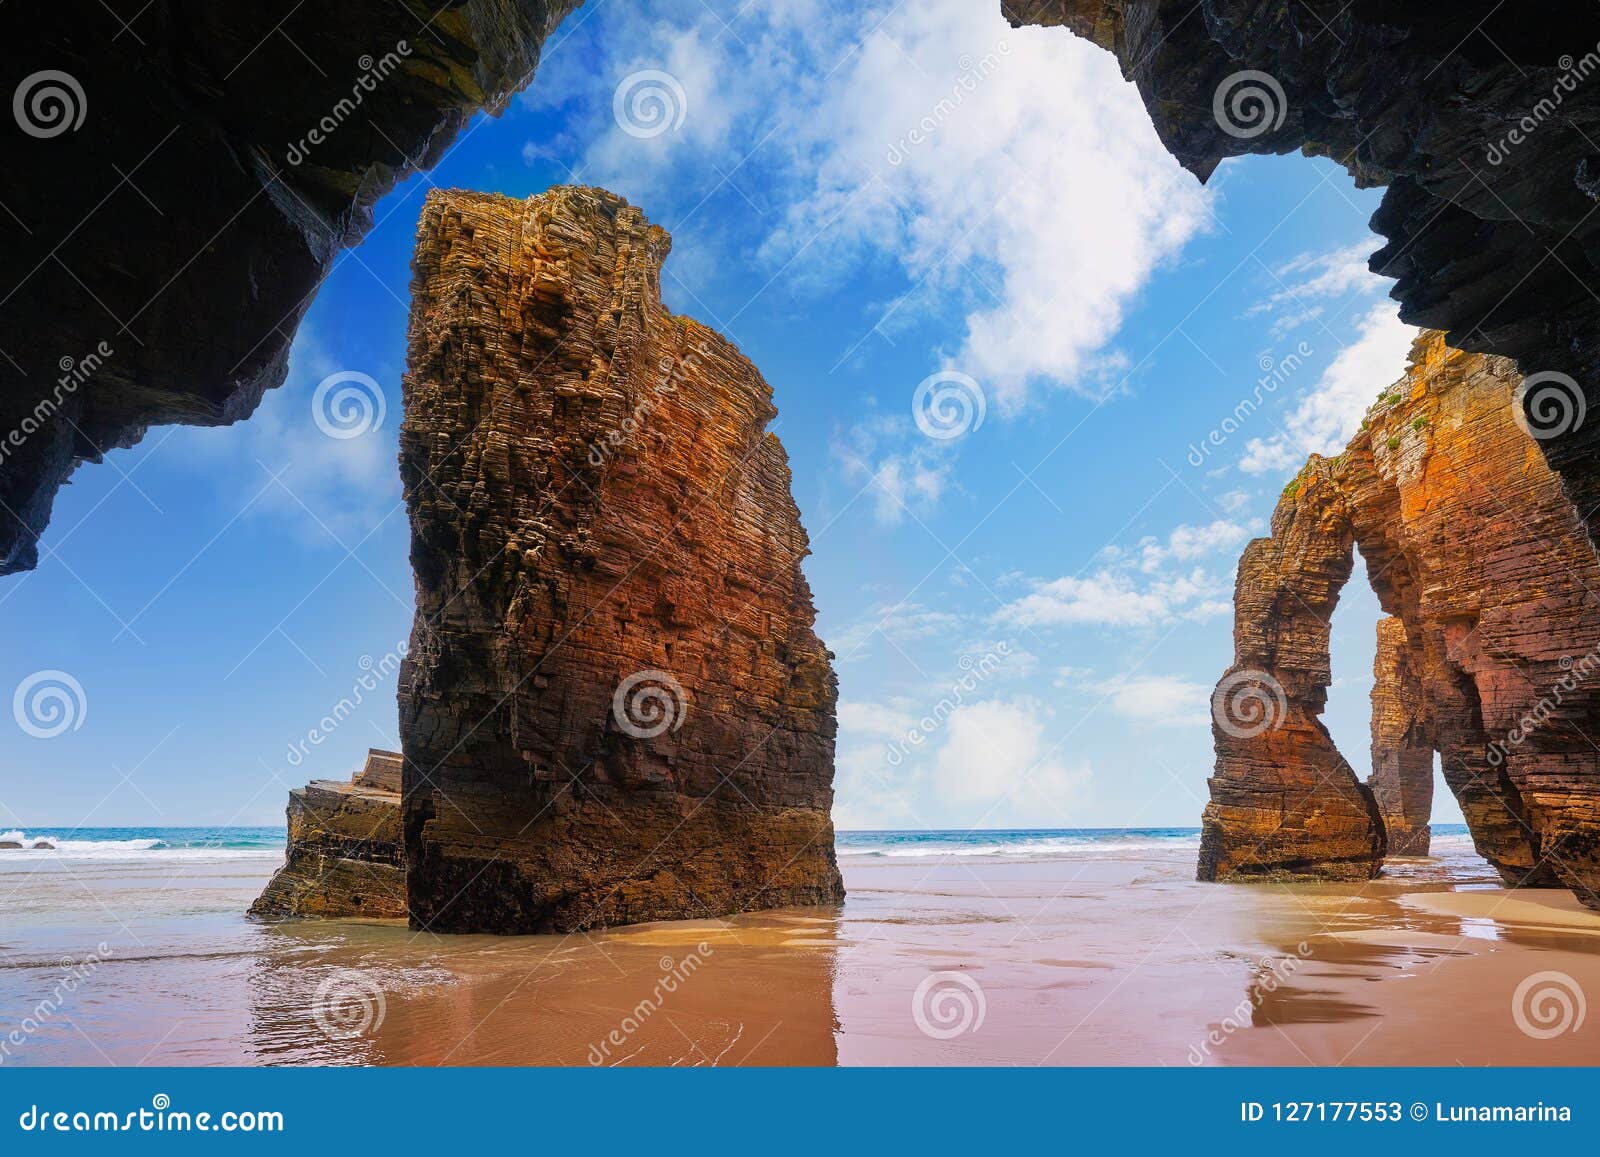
3 826 1598 1066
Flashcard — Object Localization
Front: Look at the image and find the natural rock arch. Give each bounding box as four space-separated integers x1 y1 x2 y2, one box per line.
1201 335 1600 905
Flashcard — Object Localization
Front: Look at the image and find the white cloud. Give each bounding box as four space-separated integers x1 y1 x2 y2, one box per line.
1247 240 1385 339
566 0 1210 414
830 415 954 526
823 601 964 659
930 699 1089 825
1102 674 1211 727
178 327 401 547
1137 519 1252 572
1239 304 1416 475
996 567 1230 629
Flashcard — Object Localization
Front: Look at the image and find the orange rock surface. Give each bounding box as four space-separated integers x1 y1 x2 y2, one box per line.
1202 333 1600 907
397 186 842 934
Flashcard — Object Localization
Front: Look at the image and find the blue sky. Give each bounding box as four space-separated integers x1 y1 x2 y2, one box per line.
0 0 1464 830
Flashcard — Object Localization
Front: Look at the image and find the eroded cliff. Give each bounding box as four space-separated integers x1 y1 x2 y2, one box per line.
1201 334 1600 907
397 186 842 934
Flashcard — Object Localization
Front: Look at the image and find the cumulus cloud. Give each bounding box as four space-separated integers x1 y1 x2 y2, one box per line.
1239 304 1417 475
1136 519 1252 572
996 567 1230 629
561 0 1210 415
930 699 1089 825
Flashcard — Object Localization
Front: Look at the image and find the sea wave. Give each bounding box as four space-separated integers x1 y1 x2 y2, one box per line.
836 830 1204 860
0 828 284 862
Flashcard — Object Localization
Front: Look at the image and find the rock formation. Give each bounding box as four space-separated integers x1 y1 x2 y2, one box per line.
249 749 406 920
1005 2 1600 583
1201 333 1600 907
1368 617 1433 857
0 0 578 574
397 185 842 934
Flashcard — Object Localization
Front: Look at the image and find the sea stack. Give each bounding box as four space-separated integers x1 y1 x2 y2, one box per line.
1200 333 1600 906
397 186 842 934
249 749 406 920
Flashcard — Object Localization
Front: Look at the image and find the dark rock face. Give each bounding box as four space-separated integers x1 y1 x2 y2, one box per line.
1003 2 1600 564
250 750 406 920
0 0 577 574
398 186 842 935
1202 334 1600 904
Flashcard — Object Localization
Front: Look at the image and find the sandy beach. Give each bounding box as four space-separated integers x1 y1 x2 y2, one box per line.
3 831 1599 1067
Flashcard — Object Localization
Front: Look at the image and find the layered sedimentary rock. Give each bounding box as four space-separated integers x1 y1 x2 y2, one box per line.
398 186 842 934
0 0 578 574
1368 618 1433 857
250 750 406 920
1005 2 1600 586
1201 334 1600 905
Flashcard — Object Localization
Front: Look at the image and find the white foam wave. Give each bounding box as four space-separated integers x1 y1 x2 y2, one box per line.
0 831 281 863
838 836 1202 860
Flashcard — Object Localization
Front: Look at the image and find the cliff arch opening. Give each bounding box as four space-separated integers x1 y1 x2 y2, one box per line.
1201 335 1594 894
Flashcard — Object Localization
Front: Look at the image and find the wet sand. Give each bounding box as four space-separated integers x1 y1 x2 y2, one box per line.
4 844 1600 1065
